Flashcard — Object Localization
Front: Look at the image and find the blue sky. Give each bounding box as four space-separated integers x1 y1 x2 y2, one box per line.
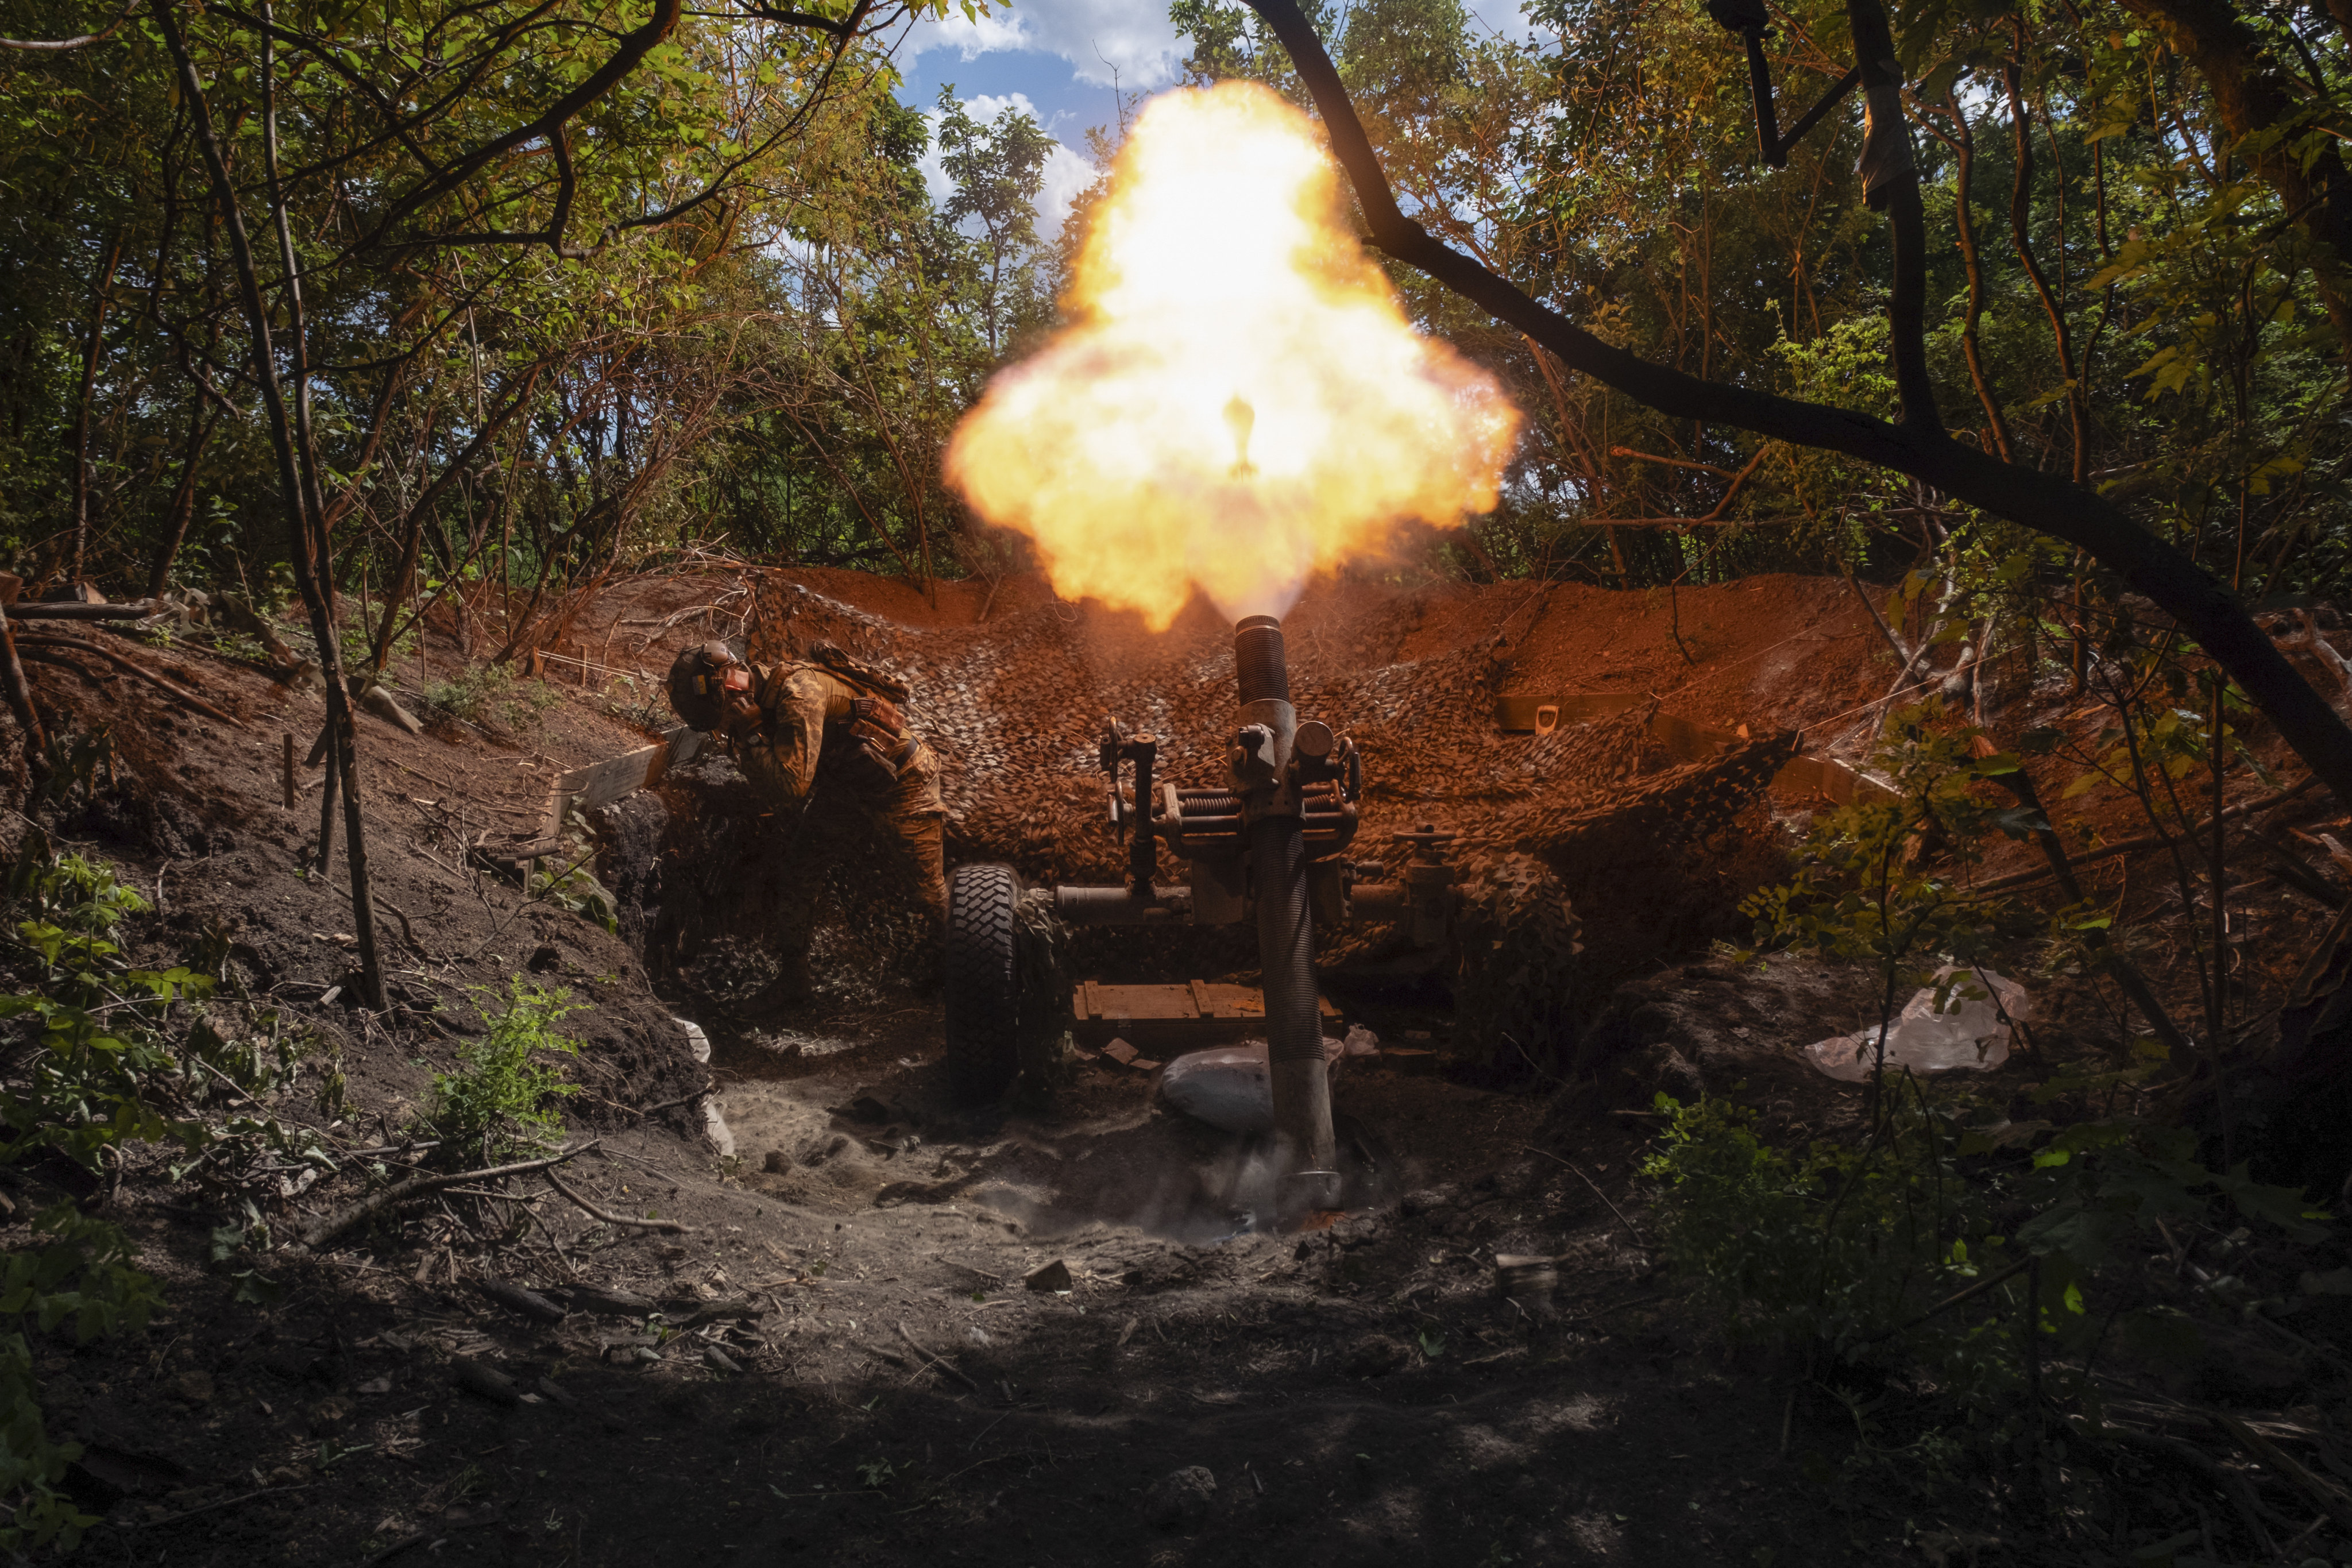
883 0 1539 236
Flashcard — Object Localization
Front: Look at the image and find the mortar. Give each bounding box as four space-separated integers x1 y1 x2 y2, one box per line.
944 614 1458 1216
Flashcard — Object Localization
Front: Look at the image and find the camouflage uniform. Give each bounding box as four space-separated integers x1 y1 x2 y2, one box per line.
717 658 949 932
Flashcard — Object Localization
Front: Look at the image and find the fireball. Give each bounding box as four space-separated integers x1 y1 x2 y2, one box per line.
943 81 1521 629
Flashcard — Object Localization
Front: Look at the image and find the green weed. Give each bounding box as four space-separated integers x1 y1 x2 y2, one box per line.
426 979 586 1162
0 1207 163 1551
423 661 562 733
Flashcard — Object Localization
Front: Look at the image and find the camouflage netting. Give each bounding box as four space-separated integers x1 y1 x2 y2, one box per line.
1451 855 1584 1081
712 576 1797 1067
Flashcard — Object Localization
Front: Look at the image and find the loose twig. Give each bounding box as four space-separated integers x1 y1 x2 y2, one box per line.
298 1142 597 1249
1521 1145 1645 1248
17 632 243 725
109 1480 321 1529
897 1319 984 1395
544 1167 696 1233
2210 1411 2352 1535
1862 1254 2036 1342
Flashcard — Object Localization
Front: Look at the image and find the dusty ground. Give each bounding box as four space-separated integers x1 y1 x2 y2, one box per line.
5 565 2351 1566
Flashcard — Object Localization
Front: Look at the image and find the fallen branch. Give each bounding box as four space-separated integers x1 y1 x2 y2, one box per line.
1520 1145 1645 1248
2065 1413 2284 1548
4 598 158 619
544 1167 697 1233
2210 1411 2352 1535
632 1084 713 1119
109 1480 320 1530
17 632 242 726
1862 1255 2036 1342
897 1319 984 1395
1969 775 2320 896
298 1143 597 1250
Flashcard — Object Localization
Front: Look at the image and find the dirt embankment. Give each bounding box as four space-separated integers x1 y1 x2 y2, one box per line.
5 565 2350 1567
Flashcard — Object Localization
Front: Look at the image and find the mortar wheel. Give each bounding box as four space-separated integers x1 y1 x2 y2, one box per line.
944 862 1024 1103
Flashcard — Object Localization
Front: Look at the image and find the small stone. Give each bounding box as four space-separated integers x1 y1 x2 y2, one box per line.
1024 1260 1072 1293
173 1371 215 1404
1143 1466 1217 1531
701 1345 743 1374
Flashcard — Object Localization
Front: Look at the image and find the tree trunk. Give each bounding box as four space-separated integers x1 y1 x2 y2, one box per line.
68 230 123 588
145 399 218 599
156 0 387 1010
370 364 543 672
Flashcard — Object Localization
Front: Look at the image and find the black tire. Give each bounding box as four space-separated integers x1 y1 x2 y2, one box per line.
944 863 1024 1103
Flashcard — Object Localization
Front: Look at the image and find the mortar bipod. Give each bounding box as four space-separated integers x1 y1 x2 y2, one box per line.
1098 716 1160 894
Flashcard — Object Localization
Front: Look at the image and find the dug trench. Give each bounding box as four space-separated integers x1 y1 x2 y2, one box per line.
11 564 2351 1566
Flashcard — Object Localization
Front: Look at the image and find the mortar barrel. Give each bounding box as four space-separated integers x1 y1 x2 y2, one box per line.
1234 614 1336 1208
1233 615 1291 706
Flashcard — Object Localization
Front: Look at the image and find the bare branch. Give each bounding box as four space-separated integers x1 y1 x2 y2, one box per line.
0 0 135 52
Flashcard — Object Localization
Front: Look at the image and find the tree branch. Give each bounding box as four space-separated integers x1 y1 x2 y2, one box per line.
362 0 685 246
1236 0 2352 812
0 0 134 51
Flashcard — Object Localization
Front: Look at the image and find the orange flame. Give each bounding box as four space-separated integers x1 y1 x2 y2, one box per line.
943 81 1521 630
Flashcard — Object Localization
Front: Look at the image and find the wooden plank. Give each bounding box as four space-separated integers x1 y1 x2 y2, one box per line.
544 726 706 835
1204 983 1262 1017
1084 984 1199 1021
1772 752 1895 805
1649 710 1729 763
1069 981 1343 1047
554 726 705 814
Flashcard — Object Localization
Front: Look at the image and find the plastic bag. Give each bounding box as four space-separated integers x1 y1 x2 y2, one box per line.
1803 968 2029 1083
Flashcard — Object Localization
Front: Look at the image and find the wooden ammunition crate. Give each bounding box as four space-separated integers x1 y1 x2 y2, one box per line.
1071 980 1342 1050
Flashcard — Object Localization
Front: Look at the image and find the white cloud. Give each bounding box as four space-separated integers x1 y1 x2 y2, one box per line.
901 0 1186 90
918 91 1104 238
1037 138 1099 234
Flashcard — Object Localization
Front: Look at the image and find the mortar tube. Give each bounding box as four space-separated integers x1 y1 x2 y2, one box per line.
1233 616 1339 1210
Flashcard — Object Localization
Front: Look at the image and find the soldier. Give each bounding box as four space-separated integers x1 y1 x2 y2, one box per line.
667 639 948 1005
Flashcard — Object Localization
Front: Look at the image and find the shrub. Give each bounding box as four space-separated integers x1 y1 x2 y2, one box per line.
422 661 562 733
426 980 586 1162
0 1207 162 1551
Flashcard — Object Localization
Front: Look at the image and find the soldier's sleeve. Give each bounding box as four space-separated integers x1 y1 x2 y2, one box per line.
763 667 831 802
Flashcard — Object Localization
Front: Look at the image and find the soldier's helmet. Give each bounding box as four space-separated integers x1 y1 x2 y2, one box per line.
666 640 739 732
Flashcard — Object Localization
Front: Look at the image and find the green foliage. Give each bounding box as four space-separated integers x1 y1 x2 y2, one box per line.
423 662 561 733
1644 1090 2328 1415
531 854 620 935
1740 702 2037 1084
0 1206 161 1552
0 850 212 1169
0 848 268 1548
1642 1094 1989 1353
427 980 586 1161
